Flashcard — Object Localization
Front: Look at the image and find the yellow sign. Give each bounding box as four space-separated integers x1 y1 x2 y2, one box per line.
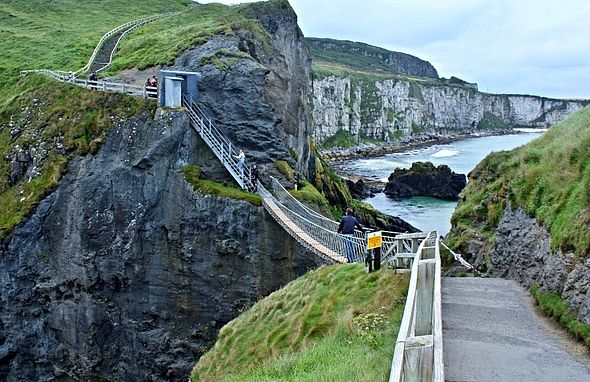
367 231 383 250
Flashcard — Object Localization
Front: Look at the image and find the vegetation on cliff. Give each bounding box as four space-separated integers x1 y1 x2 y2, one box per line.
181 165 262 206
447 108 590 261
530 285 590 349
191 264 408 382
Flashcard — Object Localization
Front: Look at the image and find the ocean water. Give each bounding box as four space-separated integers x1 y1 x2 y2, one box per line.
335 133 544 235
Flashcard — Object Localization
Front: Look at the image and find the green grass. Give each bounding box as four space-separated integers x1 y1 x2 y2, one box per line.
181 165 261 206
478 111 507 130
0 0 191 90
108 3 275 74
447 108 590 259
191 264 408 382
290 181 332 215
530 285 590 349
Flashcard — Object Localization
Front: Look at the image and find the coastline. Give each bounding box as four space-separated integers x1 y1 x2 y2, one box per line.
320 129 516 162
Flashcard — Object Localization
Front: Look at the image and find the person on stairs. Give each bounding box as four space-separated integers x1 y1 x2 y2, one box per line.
337 207 365 263
234 149 245 180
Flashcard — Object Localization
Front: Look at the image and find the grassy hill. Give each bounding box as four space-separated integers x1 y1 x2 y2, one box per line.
446 107 590 260
191 264 408 382
0 0 283 240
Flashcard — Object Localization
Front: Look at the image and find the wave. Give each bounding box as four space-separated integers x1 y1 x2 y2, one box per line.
431 149 460 158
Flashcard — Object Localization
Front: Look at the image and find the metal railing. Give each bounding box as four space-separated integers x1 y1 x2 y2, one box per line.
182 95 255 191
389 231 444 382
19 69 158 99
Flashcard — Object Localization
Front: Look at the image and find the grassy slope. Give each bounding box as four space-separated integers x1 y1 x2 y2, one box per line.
191 265 408 382
0 0 279 239
446 108 590 259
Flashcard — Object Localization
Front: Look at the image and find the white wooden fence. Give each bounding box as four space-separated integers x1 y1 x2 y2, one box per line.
389 231 444 382
20 69 158 99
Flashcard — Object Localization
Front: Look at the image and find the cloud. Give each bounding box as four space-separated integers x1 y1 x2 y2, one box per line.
197 0 590 99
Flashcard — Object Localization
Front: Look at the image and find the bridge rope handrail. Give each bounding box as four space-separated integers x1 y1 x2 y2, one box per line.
257 180 367 263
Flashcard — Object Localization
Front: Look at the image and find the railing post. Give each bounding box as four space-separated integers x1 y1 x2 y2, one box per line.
415 259 435 336
402 335 434 382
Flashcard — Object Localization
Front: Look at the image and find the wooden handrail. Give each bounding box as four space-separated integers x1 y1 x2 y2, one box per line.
389 231 444 382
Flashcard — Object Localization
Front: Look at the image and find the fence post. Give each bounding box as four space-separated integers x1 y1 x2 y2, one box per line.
415 259 435 336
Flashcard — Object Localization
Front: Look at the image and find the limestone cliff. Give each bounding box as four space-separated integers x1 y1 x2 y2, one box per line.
311 75 590 144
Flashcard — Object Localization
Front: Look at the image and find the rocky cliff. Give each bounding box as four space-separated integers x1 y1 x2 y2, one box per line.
0 109 324 381
491 208 590 324
0 1 327 381
173 0 313 180
311 74 590 144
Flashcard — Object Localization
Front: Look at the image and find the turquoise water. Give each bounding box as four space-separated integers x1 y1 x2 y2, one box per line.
336 133 544 235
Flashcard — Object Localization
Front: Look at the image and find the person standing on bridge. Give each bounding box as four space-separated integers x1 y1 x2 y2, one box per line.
234 149 245 180
337 207 364 263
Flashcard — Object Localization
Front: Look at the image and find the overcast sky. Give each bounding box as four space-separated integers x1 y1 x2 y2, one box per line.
198 0 590 99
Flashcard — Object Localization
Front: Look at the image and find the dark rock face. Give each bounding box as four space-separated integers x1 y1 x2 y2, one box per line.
0 110 324 382
172 0 312 182
384 162 466 200
346 178 377 200
491 207 590 324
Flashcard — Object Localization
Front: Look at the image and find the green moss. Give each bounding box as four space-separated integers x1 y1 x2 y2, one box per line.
321 129 356 149
411 122 425 134
478 111 507 130
531 285 590 349
408 81 424 103
388 130 404 141
275 160 294 181
191 265 409 382
289 181 331 215
181 165 261 206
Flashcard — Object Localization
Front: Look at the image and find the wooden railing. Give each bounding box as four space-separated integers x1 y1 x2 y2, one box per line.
389 231 444 382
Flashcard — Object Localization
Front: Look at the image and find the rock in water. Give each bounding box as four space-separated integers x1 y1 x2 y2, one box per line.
384 161 466 200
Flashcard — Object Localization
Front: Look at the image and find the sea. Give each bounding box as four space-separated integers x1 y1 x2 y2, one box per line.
332 133 545 235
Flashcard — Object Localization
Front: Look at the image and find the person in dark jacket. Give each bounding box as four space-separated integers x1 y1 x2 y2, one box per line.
337 207 364 263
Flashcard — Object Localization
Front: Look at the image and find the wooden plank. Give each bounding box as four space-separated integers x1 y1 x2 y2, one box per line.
432 238 444 382
263 198 346 263
403 335 434 382
415 259 435 336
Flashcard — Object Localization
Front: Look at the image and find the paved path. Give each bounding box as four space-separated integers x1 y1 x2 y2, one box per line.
442 277 590 382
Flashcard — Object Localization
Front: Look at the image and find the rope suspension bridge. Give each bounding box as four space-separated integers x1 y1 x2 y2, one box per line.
20 12 522 380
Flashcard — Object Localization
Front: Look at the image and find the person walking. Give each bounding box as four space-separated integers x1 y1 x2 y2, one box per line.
234 149 245 179
337 207 365 263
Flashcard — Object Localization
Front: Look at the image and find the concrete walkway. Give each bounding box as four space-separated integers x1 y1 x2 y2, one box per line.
442 277 590 382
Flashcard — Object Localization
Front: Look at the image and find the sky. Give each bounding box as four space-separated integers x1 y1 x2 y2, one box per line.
197 0 590 99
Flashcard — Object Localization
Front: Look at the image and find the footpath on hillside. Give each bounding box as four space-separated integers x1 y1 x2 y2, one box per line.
442 277 590 382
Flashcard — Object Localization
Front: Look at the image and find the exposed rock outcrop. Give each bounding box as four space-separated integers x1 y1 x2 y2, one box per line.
491 207 590 325
0 109 323 382
384 162 466 200
172 0 313 181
